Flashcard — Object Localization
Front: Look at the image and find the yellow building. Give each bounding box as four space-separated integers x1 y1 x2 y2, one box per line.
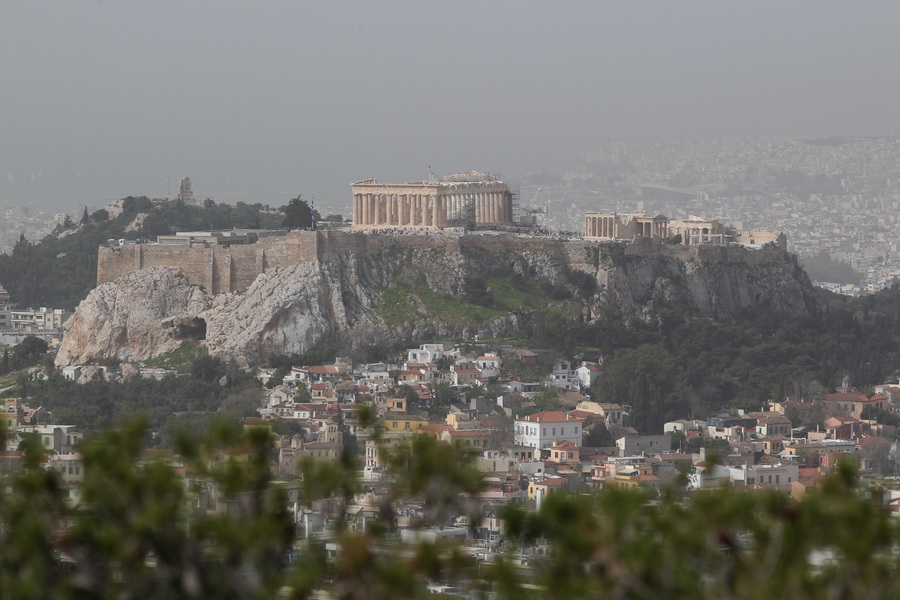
383 412 429 433
527 477 567 501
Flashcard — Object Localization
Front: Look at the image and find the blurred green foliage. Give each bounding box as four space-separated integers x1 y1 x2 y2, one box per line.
1 418 900 599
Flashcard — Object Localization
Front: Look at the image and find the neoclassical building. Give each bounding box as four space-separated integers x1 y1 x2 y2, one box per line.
352 172 512 228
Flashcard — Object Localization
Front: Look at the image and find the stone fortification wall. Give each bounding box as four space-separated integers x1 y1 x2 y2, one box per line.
99 230 583 294
97 230 319 294
97 230 798 303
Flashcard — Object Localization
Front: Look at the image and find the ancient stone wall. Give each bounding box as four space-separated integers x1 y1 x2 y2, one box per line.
97 230 793 296
97 230 319 294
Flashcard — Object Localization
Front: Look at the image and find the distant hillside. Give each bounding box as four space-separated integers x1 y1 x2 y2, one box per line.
0 197 283 310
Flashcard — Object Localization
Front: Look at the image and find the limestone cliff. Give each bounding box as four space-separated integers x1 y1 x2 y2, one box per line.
56 233 819 368
55 268 210 366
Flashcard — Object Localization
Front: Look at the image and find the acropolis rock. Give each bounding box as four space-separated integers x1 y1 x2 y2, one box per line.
58 232 819 368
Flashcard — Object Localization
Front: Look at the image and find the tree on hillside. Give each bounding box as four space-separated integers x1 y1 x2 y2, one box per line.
80 207 90 225
592 344 686 434
583 422 613 447
282 194 314 229
529 308 575 354
12 336 49 370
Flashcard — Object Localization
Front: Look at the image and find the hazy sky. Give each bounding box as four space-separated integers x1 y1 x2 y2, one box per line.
2 1 898 215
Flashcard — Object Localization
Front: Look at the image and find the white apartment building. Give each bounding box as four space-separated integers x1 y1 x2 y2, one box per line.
514 411 583 449
729 464 799 493
407 343 458 364
9 307 70 331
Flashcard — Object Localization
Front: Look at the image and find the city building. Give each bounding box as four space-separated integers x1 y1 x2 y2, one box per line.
514 411 583 449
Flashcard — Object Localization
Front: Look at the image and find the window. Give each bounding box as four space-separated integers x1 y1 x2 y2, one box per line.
568 452 573 459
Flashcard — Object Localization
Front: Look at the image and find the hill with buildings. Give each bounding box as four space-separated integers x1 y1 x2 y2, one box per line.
56 230 818 368
0 197 284 311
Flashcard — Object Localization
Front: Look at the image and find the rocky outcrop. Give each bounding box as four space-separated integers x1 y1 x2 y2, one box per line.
57 233 819 368
55 268 209 366
596 238 818 321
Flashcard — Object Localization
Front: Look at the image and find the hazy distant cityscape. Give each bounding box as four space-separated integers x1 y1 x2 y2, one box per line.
523 135 900 293
4 134 900 294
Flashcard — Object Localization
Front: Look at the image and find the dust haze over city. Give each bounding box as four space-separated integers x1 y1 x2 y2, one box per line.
2 2 898 212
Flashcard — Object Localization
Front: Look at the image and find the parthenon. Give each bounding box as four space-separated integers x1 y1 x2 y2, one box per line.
351 172 512 228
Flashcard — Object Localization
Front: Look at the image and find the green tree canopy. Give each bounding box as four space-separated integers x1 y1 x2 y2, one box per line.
281 195 314 229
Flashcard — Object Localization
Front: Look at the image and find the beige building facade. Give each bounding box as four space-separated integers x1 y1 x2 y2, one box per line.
352 173 511 228
584 211 785 249
584 211 669 240
668 216 728 245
